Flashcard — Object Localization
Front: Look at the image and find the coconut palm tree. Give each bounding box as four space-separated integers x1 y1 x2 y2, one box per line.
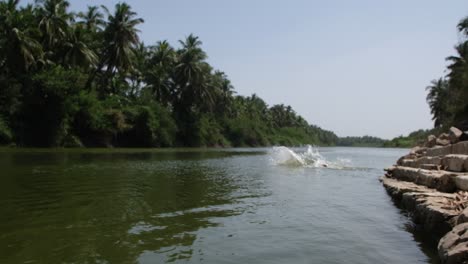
61 25 97 68
0 0 43 74
77 5 104 33
145 40 176 105
426 78 450 127
458 16 468 38
100 2 144 94
36 0 71 50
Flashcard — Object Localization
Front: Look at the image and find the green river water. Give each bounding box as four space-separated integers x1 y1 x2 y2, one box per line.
0 147 438 263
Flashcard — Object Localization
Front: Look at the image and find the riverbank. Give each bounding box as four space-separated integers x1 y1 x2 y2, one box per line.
381 127 468 264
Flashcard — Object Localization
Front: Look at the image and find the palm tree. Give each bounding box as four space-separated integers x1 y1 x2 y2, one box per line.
145 40 176 105
426 78 450 127
77 5 104 33
174 34 220 111
458 16 468 38
36 0 71 50
0 0 43 74
100 2 144 94
61 25 97 68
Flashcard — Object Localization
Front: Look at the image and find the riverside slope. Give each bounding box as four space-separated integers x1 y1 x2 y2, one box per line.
381 127 468 264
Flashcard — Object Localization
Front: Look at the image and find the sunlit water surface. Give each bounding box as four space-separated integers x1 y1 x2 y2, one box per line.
0 147 439 263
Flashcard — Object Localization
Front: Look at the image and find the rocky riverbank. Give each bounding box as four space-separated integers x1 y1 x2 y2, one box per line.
381 127 468 264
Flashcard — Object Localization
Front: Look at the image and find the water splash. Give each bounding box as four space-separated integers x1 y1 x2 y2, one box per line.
269 145 351 169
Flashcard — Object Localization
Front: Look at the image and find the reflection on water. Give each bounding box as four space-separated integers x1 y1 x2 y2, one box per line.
0 147 437 263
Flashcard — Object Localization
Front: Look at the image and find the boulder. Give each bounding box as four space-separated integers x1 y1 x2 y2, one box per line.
412 156 442 168
450 127 464 144
454 208 468 225
426 145 453 157
440 133 451 140
427 135 437 148
437 138 451 146
391 166 457 192
410 146 427 155
442 155 468 172
401 159 415 167
382 177 458 236
421 164 439 170
453 141 468 155
456 176 468 191
438 223 468 264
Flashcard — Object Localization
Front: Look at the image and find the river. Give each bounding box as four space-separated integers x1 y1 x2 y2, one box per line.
0 147 439 263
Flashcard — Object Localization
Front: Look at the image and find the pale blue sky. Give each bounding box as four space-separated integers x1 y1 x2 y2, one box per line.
25 0 468 138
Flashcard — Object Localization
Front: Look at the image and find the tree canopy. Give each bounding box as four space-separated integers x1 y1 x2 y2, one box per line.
0 0 337 147
426 16 468 130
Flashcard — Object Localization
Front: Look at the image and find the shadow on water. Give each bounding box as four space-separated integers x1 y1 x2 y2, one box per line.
0 150 252 263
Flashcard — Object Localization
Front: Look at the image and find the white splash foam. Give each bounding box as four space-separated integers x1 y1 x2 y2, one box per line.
269 145 351 169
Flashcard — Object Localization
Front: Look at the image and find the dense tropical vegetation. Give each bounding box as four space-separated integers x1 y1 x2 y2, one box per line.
425 16 468 131
0 0 338 147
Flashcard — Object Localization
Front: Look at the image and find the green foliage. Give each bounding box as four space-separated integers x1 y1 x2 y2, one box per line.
337 136 387 147
383 128 443 148
426 17 468 130
0 0 338 148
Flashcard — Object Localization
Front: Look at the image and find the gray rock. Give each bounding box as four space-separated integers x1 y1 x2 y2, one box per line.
455 176 468 191
421 164 439 170
412 156 442 168
450 127 464 144
442 155 468 172
453 141 468 155
438 223 468 264
440 133 451 140
454 208 468 225
401 159 415 167
427 135 437 148
391 166 458 192
426 145 453 157
411 146 427 155
438 138 451 146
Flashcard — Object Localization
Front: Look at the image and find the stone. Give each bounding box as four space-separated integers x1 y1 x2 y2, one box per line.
466 159 468 172
455 176 468 191
410 146 427 155
380 176 437 202
427 135 437 148
454 208 468 225
391 166 458 192
450 127 464 144
412 156 442 168
438 223 468 264
442 155 468 172
401 159 415 167
402 191 458 235
420 164 439 170
437 138 451 146
382 177 459 236
440 133 450 140
453 141 468 155
426 145 453 157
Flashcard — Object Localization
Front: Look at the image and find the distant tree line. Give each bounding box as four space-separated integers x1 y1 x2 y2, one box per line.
0 0 338 147
337 136 387 147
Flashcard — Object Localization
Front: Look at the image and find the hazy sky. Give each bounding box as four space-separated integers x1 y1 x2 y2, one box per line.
26 0 468 138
